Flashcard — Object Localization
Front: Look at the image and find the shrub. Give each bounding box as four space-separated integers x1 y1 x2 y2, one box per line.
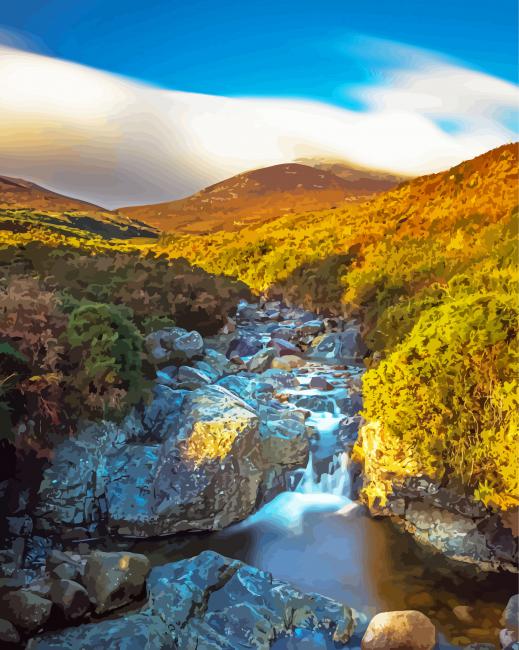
65 302 146 418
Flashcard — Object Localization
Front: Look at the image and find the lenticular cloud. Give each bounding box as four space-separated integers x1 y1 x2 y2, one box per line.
0 35 516 208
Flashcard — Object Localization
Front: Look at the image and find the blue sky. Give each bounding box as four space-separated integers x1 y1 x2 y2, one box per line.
1 0 517 107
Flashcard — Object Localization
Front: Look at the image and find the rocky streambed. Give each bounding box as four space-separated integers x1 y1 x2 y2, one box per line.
0 300 517 649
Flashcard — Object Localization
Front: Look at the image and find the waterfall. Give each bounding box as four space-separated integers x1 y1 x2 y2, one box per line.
295 451 351 498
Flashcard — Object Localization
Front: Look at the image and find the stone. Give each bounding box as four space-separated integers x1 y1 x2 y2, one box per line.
247 348 277 373
407 591 436 609
361 610 436 650
82 551 150 614
177 365 212 389
500 628 519 648
0 618 20 645
502 595 519 630
226 334 262 359
309 376 334 391
0 589 51 633
453 605 476 625
141 385 186 442
295 320 324 337
272 355 305 370
145 327 203 365
49 579 90 621
269 338 302 356
259 407 309 467
306 328 367 364
7 515 33 537
26 613 174 649
147 550 357 649
51 562 80 581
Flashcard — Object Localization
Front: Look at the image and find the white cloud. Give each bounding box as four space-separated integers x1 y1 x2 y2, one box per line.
0 36 516 208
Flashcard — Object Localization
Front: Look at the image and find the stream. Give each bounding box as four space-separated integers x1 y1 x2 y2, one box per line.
129 304 516 649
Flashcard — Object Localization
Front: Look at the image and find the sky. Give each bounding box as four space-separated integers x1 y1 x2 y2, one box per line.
0 1 517 207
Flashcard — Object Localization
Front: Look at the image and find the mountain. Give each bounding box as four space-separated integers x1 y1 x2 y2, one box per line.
0 175 158 240
294 157 409 190
119 162 400 233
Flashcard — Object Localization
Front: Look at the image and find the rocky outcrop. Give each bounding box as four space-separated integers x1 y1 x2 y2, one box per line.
361 610 436 650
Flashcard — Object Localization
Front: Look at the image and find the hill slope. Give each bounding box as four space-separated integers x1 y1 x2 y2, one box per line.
158 143 519 511
0 175 158 240
119 162 400 233
295 156 409 190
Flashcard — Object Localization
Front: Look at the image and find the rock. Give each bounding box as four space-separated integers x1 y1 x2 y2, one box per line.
49 579 90 620
261 368 299 389
247 348 277 373
176 365 212 389
501 628 519 648
220 316 236 334
155 365 178 387
502 595 519 630
361 610 436 650
407 591 436 609
272 355 305 370
259 407 309 467
295 320 324 338
306 328 367 364
0 589 51 633
226 334 262 359
270 327 296 341
51 563 80 581
141 385 186 442
145 327 204 365
269 338 302 356
192 360 221 383
82 551 150 614
26 613 173 649
309 376 334 391
147 550 357 649
7 515 33 537
216 375 257 407
203 348 233 376
0 618 20 645
453 605 476 625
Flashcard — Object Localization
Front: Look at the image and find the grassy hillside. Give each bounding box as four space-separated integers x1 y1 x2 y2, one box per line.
159 143 519 510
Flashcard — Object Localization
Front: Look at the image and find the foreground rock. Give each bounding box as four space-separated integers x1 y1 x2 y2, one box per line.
361 610 436 650
0 589 51 634
82 552 150 614
148 550 357 649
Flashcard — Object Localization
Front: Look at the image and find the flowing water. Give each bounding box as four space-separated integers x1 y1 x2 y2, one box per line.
131 315 516 649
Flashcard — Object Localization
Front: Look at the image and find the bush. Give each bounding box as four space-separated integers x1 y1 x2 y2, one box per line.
65 302 146 418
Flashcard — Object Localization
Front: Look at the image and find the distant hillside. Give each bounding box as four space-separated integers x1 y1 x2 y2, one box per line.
0 175 158 240
119 162 397 233
295 157 408 190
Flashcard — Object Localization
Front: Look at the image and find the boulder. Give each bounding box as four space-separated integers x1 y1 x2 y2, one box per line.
361 610 436 650
259 407 309 467
141 385 186 442
306 328 367 364
145 327 204 365
261 368 299 389
247 348 277 373
203 348 233 376
295 320 324 338
147 550 357 649
0 589 52 633
26 613 173 650
0 618 19 645
226 334 262 359
82 552 150 614
272 355 305 371
49 579 90 621
309 376 334 391
176 365 212 390
269 338 302 356
502 595 519 630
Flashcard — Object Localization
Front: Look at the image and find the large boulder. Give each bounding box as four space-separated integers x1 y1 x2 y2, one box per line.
26 613 174 650
259 406 309 467
145 327 204 365
147 550 357 649
0 589 51 633
226 334 262 359
82 552 150 614
306 328 367 364
361 610 436 650
49 579 90 621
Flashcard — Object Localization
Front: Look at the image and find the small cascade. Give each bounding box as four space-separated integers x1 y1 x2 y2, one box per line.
295 451 351 498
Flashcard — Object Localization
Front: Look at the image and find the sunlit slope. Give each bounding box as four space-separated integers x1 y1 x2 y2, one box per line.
120 162 400 234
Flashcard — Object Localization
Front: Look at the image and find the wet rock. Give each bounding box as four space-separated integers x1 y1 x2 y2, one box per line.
226 334 262 359
309 376 334 391
141 385 186 442
82 551 150 614
0 618 19 645
261 368 299 389
147 550 357 649
306 328 367 364
50 563 80 581
145 327 204 365
216 375 257 407
270 327 296 341
192 360 221 382
295 320 324 338
176 365 212 389
500 629 519 648
502 595 519 630
361 610 436 650
155 365 178 387
259 407 309 467
26 613 173 649
0 589 52 633
272 355 306 370
269 338 302 356
247 348 278 373
49 579 90 621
